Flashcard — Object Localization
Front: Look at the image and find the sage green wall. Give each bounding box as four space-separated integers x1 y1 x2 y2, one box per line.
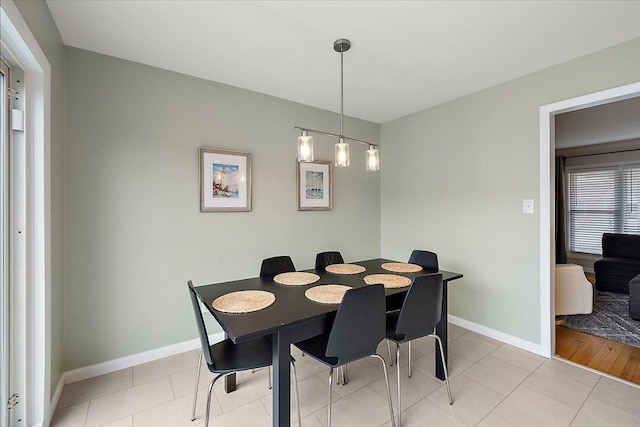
12 0 65 397
380 37 640 344
63 47 380 370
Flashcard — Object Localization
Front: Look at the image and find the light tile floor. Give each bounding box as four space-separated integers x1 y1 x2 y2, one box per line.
51 324 640 427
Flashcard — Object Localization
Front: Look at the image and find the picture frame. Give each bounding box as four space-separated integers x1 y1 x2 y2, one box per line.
200 147 251 212
297 160 332 211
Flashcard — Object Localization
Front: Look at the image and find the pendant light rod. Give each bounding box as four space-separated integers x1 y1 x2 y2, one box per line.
295 38 380 171
340 42 344 135
334 38 350 136
293 126 378 148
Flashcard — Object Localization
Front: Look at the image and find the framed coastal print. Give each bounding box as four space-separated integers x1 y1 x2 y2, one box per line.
297 160 332 211
200 147 251 212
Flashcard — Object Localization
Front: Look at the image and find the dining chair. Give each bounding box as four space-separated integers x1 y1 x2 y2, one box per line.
315 251 344 271
259 255 307 376
385 274 452 426
260 255 296 277
408 249 439 271
315 251 351 383
188 281 302 427
386 249 440 359
294 284 396 427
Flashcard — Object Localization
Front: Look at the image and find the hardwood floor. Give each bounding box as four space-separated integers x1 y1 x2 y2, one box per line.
556 325 640 385
555 271 640 385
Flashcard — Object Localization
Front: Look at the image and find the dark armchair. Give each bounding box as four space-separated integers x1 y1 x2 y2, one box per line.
594 233 640 294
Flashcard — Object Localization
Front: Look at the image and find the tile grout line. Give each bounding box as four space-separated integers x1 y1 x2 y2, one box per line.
467 343 545 426
60 327 635 427
567 375 602 427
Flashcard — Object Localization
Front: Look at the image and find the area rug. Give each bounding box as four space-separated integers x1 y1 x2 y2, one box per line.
564 289 640 347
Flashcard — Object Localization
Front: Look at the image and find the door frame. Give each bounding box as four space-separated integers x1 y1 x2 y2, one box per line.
0 55 11 427
1 1 51 425
539 81 640 358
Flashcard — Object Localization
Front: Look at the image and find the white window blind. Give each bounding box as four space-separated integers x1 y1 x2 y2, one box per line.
568 164 640 254
623 165 640 234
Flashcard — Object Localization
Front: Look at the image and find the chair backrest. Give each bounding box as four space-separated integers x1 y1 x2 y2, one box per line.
408 249 439 272
602 233 640 260
395 274 443 342
315 251 345 271
187 280 214 367
260 256 296 277
326 284 385 364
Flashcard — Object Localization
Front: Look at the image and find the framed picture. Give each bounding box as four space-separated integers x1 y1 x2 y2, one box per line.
297 161 332 211
200 147 251 212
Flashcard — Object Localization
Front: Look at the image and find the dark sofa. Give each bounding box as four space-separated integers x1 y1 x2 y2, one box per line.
630 275 640 320
594 233 640 294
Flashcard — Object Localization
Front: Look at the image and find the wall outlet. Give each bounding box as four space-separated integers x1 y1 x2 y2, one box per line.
523 199 534 214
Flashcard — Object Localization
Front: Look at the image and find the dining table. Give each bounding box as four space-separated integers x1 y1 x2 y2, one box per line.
193 258 463 427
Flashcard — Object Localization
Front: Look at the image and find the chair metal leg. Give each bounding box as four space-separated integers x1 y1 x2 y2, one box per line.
408 341 412 379
191 351 203 421
268 366 272 390
336 366 341 385
431 334 453 405
387 339 394 366
204 373 224 427
328 368 334 427
291 361 302 427
396 343 402 427
371 354 396 427
343 363 348 385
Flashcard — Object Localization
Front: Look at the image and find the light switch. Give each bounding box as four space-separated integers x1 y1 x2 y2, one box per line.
523 199 534 214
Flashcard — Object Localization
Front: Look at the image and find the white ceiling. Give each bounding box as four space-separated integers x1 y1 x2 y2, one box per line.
46 0 640 124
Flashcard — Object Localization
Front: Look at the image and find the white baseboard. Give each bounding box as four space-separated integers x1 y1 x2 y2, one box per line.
58 318 544 385
448 314 545 357
51 318 545 417
62 332 225 385
49 375 65 422
49 333 224 417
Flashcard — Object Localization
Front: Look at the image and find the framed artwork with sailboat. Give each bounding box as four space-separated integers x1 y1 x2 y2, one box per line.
200 147 251 212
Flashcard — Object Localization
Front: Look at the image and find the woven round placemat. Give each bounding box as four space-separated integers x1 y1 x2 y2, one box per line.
325 263 366 275
305 284 352 304
381 262 423 273
273 272 320 286
211 290 275 314
363 274 412 288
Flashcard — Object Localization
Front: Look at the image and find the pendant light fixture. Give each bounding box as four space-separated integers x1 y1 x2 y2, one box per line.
295 38 380 171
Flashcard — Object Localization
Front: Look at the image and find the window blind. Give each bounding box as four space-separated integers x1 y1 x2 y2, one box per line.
623 165 640 234
568 164 640 254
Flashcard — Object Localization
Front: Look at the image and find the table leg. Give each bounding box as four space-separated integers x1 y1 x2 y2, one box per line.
224 373 237 393
224 331 237 393
435 281 448 381
272 329 291 427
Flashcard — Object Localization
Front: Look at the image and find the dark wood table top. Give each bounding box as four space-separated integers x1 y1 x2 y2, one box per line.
194 258 463 343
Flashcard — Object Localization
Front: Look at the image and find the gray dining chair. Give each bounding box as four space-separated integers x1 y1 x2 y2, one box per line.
258 255 297 386
260 255 296 277
408 249 439 271
315 250 350 384
385 274 452 426
387 249 440 366
315 251 345 271
294 284 396 427
188 281 302 427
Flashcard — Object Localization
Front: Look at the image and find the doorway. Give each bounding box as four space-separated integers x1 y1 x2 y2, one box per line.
539 82 640 363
